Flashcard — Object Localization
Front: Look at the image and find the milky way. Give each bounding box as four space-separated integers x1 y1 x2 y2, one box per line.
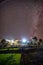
31 2 42 37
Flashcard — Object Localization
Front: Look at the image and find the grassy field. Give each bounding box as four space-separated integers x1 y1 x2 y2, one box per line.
0 53 21 65
0 48 19 51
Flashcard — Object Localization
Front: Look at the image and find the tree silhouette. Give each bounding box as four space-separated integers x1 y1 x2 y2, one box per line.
38 39 43 48
32 36 38 41
1 39 7 48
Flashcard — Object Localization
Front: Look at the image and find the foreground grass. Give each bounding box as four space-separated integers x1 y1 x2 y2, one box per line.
0 54 21 65
0 48 19 51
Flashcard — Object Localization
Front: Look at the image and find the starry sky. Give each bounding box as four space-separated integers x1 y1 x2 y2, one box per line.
0 0 43 39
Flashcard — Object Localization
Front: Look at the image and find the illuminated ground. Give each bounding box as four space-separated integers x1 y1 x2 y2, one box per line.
0 54 21 65
0 48 43 65
0 48 19 51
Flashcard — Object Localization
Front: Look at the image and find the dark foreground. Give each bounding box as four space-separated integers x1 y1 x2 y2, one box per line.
20 48 43 65
0 48 43 65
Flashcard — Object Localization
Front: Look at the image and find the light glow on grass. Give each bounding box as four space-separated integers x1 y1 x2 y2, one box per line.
0 54 21 65
0 48 19 51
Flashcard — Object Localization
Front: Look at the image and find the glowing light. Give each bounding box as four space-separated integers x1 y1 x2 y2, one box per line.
22 38 27 43
6 39 10 42
11 40 14 43
27 41 30 43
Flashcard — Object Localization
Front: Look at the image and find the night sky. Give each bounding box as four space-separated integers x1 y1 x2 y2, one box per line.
0 0 43 40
